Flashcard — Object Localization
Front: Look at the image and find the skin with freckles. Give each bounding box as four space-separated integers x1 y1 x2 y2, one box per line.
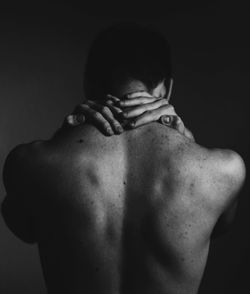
1 80 246 294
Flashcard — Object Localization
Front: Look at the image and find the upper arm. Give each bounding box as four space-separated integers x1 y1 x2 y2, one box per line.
211 150 246 238
215 150 246 200
182 145 245 239
211 198 238 238
1 145 37 243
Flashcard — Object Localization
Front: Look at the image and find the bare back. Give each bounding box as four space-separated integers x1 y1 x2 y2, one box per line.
3 123 245 294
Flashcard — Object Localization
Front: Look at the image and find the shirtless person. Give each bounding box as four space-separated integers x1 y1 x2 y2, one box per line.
1 23 245 294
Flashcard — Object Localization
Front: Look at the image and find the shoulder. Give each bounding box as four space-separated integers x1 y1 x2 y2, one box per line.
4 140 43 167
153 124 246 204
210 149 246 182
207 149 246 201
176 142 246 208
206 149 245 237
3 141 45 192
166 128 246 186
138 123 246 187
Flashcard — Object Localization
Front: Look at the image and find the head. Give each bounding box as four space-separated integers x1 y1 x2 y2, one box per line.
84 22 173 101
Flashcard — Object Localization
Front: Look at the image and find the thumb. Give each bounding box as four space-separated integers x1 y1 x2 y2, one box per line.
159 115 175 126
159 115 185 135
66 114 86 126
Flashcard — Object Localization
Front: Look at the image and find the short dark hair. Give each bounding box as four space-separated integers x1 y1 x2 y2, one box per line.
84 22 172 100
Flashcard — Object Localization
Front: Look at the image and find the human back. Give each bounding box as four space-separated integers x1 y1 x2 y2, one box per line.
30 121 230 294
1 21 246 294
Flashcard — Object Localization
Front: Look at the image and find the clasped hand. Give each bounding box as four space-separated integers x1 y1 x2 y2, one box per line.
64 91 194 141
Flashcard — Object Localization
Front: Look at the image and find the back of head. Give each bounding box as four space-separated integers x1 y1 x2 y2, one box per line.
84 22 172 101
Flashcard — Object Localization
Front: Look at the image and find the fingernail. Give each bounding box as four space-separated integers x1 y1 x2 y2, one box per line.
107 94 120 101
66 115 74 125
116 126 123 133
161 115 171 125
106 127 114 135
165 117 171 124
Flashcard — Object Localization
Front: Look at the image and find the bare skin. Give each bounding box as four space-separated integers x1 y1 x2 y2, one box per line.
1 80 245 294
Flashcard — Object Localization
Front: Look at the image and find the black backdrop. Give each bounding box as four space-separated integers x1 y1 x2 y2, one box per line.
0 2 249 293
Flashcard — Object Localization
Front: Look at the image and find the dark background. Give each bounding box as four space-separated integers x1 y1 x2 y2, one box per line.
0 2 249 293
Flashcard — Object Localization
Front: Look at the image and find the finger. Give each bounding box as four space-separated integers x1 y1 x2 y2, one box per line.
76 104 114 136
166 78 174 102
160 115 191 138
123 99 169 118
87 102 124 134
129 104 176 128
106 100 123 113
171 117 195 140
73 103 90 115
125 91 152 99
184 127 195 142
106 94 120 102
118 96 159 107
99 105 124 134
172 116 185 134
160 115 181 129
106 100 114 105
105 101 123 119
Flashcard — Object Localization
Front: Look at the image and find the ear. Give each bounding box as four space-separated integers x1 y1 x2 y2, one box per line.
166 78 173 102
